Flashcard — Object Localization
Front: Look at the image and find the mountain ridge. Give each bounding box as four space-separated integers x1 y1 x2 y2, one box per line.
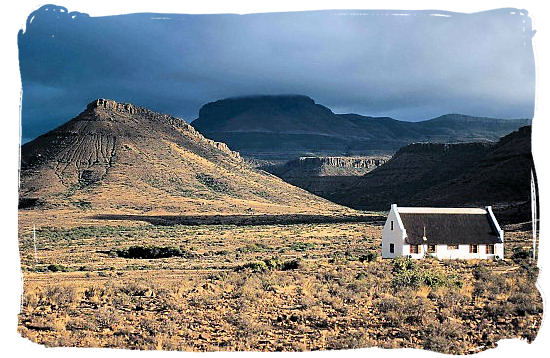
191 95 530 160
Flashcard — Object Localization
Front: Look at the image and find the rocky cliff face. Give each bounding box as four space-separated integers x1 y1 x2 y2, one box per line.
265 156 389 178
295 156 388 170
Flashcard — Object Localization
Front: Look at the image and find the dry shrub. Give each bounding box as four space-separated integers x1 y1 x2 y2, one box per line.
376 296 404 326
325 329 375 350
225 308 271 349
507 292 541 316
304 305 330 328
473 265 510 297
65 316 98 332
44 285 77 308
422 321 468 354
95 306 121 329
22 290 40 312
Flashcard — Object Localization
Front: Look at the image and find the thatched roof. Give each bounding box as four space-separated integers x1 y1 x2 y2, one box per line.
399 212 501 245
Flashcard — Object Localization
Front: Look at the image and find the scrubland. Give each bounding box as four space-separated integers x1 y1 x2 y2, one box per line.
18 217 541 353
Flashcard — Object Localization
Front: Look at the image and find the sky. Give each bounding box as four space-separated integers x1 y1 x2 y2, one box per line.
18 5 535 142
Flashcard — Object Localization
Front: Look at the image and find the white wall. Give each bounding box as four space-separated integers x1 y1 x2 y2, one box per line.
381 205 406 258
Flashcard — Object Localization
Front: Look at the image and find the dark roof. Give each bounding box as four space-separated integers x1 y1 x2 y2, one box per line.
399 213 501 245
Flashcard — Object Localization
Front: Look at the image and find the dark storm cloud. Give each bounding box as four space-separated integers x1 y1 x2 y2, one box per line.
18 5 535 141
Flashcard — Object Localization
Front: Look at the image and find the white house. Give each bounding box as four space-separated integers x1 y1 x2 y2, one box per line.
381 204 504 260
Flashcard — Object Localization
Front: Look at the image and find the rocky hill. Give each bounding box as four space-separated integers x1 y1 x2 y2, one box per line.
191 95 530 160
19 99 346 219
308 126 535 222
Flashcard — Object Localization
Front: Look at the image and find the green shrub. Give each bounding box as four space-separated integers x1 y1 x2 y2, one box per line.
196 173 231 193
512 248 532 262
391 258 462 289
392 257 417 273
359 251 378 262
236 257 301 272
290 242 315 252
392 270 423 289
237 243 270 253
47 264 70 272
113 246 195 259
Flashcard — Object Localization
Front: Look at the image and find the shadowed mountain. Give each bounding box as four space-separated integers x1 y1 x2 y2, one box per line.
19 99 346 216
191 95 530 160
299 126 534 223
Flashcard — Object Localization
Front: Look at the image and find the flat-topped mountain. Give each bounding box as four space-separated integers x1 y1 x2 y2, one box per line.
19 99 345 217
191 95 530 160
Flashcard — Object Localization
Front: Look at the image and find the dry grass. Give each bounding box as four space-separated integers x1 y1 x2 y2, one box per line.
17 211 542 353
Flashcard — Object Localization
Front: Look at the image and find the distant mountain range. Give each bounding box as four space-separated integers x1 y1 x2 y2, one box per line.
19 99 343 216
191 95 530 160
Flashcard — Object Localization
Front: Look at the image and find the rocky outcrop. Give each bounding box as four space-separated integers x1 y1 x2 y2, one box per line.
265 156 390 178
294 156 388 170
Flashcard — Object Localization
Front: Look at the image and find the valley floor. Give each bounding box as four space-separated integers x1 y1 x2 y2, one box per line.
17 211 541 353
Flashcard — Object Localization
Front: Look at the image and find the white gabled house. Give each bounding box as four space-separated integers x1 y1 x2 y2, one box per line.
381 204 504 260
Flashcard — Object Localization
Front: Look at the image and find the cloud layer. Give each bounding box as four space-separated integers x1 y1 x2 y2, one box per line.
18 6 535 141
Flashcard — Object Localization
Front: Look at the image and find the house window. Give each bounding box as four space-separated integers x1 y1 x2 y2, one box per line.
391 221 394 230
410 245 419 254
486 244 495 254
469 244 478 253
448 244 459 250
389 243 395 253
428 244 437 253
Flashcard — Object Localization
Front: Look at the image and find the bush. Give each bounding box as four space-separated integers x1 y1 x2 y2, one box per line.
392 270 423 289
422 321 466 354
47 264 70 272
512 248 532 262
290 242 315 252
359 251 378 263
473 268 509 297
391 258 462 289
238 261 269 272
392 257 416 273
113 246 195 259
44 286 77 307
236 257 301 272
507 292 542 316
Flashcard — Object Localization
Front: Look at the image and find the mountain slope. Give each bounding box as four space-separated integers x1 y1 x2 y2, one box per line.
306 126 535 222
191 95 530 160
19 99 345 217
418 126 534 206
